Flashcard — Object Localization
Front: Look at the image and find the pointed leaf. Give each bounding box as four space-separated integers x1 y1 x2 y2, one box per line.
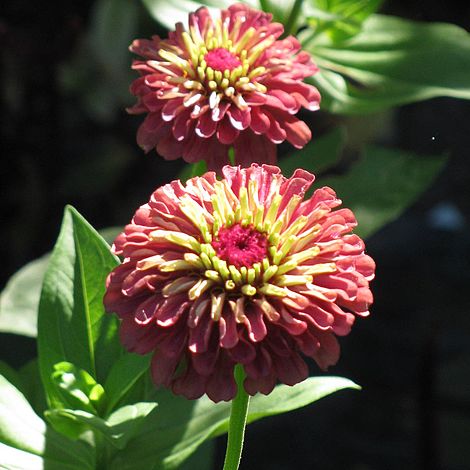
103 353 151 416
37 206 121 408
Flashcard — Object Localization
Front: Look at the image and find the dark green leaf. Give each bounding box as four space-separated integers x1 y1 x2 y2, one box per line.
302 15 470 114
279 126 346 177
103 353 151 416
18 359 47 416
109 376 358 469
46 402 157 450
37 206 121 408
319 146 447 238
0 374 95 469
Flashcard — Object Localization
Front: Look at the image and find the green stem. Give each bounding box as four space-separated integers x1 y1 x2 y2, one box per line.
284 0 305 37
222 365 250 470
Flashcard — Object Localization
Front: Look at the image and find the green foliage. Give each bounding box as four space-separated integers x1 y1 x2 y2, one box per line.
302 14 470 114
0 374 96 469
306 0 383 41
320 146 447 238
46 402 157 449
50 362 106 415
37 206 121 408
109 376 359 469
279 126 346 176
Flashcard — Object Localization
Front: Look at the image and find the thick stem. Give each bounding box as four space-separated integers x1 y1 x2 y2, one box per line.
222 365 251 470
284 0 305 37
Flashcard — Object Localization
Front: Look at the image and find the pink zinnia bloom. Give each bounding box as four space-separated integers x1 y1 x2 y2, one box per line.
104 165 375 402
128 4 321 170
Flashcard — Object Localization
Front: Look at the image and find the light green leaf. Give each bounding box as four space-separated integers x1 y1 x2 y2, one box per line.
37 206 121 408
46 402 157 450
103 353 151 416
302 14 470 114
0 374 95 469
0 254 49 337
51 362 106 415
305 0 383 41
319 145 447 238
109 376 358 469
279 126 346 177
0 227 121 339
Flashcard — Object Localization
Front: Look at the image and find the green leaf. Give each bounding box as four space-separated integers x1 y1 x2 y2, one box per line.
302 14 470 114
46 402 157 450
109 376 358 469
0 373 95 469
305 0 383 41
0 227 121 339
37 206 121 408
0 254 49 337
51 362 106 415
279 126 346 177
319 146 447 238
18 359 47 416
103 353 151 416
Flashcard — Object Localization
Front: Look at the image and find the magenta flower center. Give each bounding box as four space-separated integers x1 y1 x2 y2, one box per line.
204 47 242 72
212 223 268 268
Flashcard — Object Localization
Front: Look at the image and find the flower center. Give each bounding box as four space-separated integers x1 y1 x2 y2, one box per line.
204 47 241 72
212 223 268 269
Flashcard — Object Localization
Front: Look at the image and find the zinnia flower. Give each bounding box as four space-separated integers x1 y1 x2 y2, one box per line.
128 4 321 170
104 165 375 402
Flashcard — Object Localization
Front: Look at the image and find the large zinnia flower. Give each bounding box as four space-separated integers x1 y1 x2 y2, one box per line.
104 165 375 402
128 4 321 170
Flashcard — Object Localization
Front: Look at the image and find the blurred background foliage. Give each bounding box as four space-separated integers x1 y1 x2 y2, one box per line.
1 0 470 469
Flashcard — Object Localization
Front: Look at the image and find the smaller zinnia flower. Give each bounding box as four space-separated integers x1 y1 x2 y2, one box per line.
104 165 375 402
128 3 321 170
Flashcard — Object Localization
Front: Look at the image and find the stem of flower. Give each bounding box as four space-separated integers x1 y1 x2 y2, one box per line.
284 0 305 37
222 365 250 470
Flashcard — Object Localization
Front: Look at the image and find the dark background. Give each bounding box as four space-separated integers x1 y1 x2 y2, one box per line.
1 1 470 469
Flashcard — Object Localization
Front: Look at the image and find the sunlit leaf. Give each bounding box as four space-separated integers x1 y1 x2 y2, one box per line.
37 206 121 408
0 374 95 469
109 376 358 469
46 402 157 450
302 15 470 114
305 0 383 41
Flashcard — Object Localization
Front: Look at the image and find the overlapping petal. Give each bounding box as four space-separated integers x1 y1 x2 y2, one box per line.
104 165 375 402
128 4 321 170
